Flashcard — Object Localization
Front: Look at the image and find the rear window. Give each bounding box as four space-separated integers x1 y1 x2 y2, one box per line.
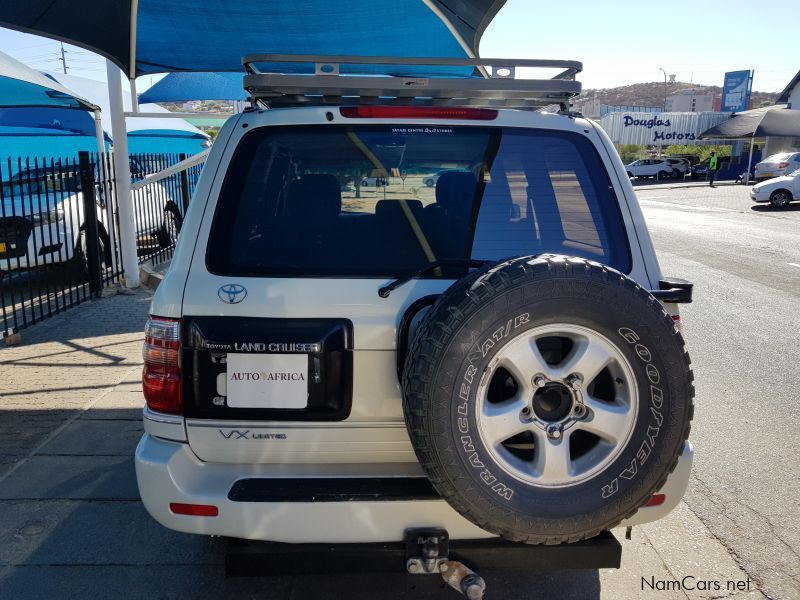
207 125 630 277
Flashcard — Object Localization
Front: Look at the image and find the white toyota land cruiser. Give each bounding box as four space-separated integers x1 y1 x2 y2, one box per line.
135 55 694 594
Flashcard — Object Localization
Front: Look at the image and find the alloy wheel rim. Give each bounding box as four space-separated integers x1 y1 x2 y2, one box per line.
475 323 638 488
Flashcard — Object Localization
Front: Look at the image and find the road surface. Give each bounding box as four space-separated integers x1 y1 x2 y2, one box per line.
638 184 800 599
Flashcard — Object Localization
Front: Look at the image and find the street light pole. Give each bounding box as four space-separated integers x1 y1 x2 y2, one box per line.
659 68 668 110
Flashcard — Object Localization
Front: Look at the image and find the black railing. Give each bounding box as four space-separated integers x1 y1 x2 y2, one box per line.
0 151 123 335
130 152 203 267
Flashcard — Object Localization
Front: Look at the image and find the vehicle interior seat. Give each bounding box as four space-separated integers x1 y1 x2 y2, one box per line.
424 171 477 258
284 173 343 255
373 199 429 268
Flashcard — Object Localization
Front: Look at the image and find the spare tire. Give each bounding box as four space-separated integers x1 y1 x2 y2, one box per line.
402 255 694 544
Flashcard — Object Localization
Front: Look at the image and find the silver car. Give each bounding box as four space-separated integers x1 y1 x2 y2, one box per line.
754 152 800 181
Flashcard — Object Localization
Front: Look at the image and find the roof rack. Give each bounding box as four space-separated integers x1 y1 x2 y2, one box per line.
241 54 582 111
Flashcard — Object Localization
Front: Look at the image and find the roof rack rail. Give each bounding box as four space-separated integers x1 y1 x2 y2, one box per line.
241 54 582 111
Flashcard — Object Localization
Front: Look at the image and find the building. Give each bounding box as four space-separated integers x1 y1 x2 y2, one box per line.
665 90 716 112
777 70 799 109
571 97 604 118
762 69 800 157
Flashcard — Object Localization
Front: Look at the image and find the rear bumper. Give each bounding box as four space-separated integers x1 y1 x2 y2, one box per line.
135 430 694 543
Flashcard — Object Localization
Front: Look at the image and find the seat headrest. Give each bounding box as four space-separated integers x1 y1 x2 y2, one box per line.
435 171 477 212
287 174 342 220
375 199 423 220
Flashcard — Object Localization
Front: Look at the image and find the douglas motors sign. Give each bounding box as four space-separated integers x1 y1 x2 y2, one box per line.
600 111 729 146
622 115 696 142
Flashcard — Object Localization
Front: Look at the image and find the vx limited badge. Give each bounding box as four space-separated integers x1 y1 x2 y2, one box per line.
218 429 287 440
218 283 247 304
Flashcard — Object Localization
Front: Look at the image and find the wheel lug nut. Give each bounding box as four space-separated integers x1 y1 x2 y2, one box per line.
546 425 562 440
532 374 547 388
566 373 583 390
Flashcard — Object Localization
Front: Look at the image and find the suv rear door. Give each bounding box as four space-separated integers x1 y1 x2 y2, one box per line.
175 110 648 465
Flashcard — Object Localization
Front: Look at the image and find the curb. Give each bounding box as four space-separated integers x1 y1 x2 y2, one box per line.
633 181 743 191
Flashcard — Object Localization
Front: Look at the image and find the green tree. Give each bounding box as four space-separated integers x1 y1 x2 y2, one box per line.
615 144 648 164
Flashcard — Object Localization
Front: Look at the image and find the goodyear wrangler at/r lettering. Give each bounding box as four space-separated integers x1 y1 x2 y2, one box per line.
402 255 694 545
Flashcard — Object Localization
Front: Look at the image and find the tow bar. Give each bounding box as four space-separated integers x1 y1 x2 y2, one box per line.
225 528 621 598
405 529 486 599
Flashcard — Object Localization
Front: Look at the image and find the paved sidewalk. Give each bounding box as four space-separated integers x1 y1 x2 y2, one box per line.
0 286 764 599
0 288 152 480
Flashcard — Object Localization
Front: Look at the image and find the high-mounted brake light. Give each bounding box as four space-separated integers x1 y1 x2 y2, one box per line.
142 317 182 414
339 106 497 121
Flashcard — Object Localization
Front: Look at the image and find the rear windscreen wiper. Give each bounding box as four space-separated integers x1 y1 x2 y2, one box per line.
378 259 490 298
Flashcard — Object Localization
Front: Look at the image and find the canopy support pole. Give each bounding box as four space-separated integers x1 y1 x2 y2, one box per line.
130 78 139 113
106 60 139 288
93 109 105 159
744 134 756 184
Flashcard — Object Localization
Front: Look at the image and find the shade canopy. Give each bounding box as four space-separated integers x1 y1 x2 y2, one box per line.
0 1 505 78
44 72 208 140
0 50 97 110
139 72 248 103
0 106 100 137
699 105 800 139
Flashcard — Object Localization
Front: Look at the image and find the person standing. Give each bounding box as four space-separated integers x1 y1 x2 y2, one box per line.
708 151 718 187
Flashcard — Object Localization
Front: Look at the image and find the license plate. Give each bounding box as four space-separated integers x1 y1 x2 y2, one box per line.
225 353 308 409
0 242 5 253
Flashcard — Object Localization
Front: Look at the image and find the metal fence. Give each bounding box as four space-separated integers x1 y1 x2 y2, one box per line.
0 150 205 336
130 152 204 267
0 151 123 335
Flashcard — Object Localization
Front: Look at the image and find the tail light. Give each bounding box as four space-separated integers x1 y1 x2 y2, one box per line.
143 317 182 414
779 162 789 168
339 106 497 120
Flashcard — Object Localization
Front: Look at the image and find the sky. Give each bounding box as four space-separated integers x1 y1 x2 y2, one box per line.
0 0 796 94
480 0 797 93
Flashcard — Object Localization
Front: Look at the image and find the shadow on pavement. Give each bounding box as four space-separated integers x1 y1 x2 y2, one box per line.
0 405 602 599
750 204 800 213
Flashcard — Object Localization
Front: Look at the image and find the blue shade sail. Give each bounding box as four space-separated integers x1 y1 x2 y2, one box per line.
0 50 96 110
0 1 505 77
139 72 248 103
0 107 98 136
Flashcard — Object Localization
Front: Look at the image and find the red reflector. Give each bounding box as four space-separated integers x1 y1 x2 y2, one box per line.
169 502 219 517
645 494 666 507
339 106 497 120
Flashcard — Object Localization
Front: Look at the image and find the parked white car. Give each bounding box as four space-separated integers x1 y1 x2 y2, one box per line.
750 168 800 208
360 176 389 187
665 158 691 178
754 152 800 181
625 158 674 179
0 164 179 277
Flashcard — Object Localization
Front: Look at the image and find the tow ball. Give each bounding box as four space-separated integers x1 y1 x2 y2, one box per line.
405 529 486 599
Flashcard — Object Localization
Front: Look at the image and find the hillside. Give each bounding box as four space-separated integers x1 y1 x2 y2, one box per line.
575 81 777 111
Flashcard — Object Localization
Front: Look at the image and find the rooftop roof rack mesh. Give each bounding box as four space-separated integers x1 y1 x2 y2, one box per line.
241 54 582 111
